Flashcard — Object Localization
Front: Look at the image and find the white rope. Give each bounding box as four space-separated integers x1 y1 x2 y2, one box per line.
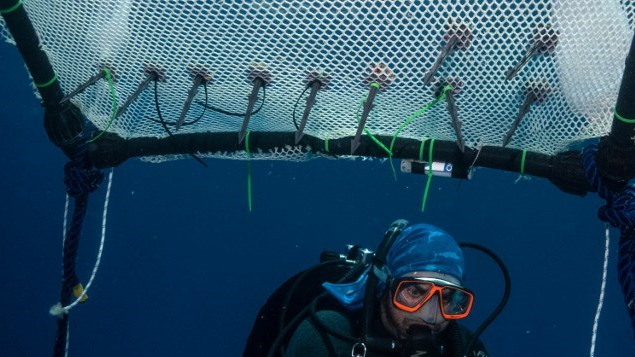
62 194 70 256
66 168 114 310
49 194 71 317
50 168 114 316
589 223 610 357
65 324 70 357
50 194 73 357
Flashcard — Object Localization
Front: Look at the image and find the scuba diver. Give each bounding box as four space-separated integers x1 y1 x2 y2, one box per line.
244 220 507 357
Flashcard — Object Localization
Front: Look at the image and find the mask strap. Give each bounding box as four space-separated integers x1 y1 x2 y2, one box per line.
372 263 391 284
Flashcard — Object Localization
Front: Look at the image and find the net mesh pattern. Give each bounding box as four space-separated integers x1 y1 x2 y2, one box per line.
2 0 634 156
139 144 323 163
0 22 11 44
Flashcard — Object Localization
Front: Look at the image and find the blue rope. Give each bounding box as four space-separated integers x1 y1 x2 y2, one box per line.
582 145 612 201
63 144 103 198
582 144 635 343
53 139 103 357
619 230 635 334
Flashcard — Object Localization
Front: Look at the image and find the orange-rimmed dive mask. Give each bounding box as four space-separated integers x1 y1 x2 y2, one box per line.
391 277 474 319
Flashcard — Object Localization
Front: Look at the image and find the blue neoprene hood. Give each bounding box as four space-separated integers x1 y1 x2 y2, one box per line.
323 223 465 310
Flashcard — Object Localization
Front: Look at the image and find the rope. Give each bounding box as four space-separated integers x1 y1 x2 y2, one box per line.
582 144 635 347
51 139 104 357
55 169 113 313
590 224 610 357
582 145 612 201
619 228 635 343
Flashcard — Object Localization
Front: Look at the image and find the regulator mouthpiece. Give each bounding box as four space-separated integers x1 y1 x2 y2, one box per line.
400 325 441 357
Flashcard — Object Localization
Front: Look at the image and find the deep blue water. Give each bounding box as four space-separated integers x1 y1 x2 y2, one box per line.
1 39 633 357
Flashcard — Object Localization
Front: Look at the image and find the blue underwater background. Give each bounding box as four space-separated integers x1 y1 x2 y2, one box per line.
0 41 634 357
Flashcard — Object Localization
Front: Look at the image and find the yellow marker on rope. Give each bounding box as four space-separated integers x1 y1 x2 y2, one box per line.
72 283 88 302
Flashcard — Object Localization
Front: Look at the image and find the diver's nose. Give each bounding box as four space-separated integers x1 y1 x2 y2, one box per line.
416 295 445 324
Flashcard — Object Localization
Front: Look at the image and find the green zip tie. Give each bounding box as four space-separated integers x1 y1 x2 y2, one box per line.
355 97 395 179
245 130 253 212
86 68 117 143
421 138 435 213
324 138 329 153
390 86 452 154
370 82 381 90
614 108 635 124
34 73 58 88
419 139 426 161
0 0 23 14
388 85 453 180
520 149 527 175
356 98 392 156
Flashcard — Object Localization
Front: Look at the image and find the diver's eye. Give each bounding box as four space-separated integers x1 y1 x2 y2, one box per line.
405 286 423 297
442 289 454 301
441 288 470 310
400 282 431 300
395 282 435 308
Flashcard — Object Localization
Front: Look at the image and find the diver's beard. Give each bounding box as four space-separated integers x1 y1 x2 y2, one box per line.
404 304 444 335
380 298 432 339
380 297 407 340
380 297 443 339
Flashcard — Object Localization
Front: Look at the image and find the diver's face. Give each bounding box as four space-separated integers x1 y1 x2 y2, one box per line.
381 271 460 338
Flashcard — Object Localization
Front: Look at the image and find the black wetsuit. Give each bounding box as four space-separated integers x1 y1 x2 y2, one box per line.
286 308 489 357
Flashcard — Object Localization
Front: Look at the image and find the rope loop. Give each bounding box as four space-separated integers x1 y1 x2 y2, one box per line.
583 144 635 231
598 187 635 230
583 143 635 350
582 144 611 200
63 142 104 197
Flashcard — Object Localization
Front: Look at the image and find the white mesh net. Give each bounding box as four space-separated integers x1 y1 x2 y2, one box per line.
2 0 634 156
138 143 333 164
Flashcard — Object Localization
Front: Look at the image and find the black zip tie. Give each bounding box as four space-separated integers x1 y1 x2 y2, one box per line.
60 67 111 104
506 24 559 80
434 78 465 152
239 77 266 144
152 79 207 167
176 73 211 130
294 71 331 144
423 20 473 86
503 79 551 147
352 82 380 154
116 68 163 118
